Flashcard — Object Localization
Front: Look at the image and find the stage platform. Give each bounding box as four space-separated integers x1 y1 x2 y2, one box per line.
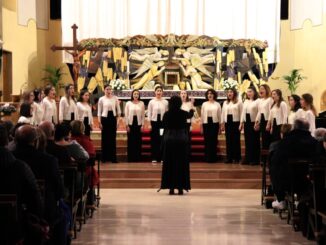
99 162 263 189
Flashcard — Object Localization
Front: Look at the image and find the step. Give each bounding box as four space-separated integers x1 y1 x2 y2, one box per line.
100 178 261 189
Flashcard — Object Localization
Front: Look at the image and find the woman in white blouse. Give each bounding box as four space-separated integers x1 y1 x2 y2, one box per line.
180 90 195 130
221 88 242 163
266 89 288 142
287 94 301 125
42 85 58 124
32 89 44 126
148 85 168 163
125 89 145 162
255 84 273 150
201 89 221 163
295 93 317 133
98 85 121 163
59 84 78 124
240 86 260 165
77 89 93 137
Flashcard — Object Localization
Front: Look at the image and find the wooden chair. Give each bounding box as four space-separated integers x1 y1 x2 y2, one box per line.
308 163 326 243
0 194 19 244
261 149 274 208
59 165 80 239
95 149 102 208
286 158 312 231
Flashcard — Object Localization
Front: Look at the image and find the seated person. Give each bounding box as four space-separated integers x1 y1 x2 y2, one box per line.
0 123 43 245
270 119 318 210
314 127 326 155
12 125 67 245
39 121 72 166
54 123 89 163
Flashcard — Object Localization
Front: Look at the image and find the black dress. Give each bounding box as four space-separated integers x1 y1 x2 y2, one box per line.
160 110 191 191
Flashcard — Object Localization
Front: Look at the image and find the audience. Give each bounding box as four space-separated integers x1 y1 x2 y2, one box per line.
0 123 43 244
270 119 318 210
39 121 72 166
55 123 89 163
12 125 67 245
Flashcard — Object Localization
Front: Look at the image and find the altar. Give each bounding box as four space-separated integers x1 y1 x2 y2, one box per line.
113 89 226 100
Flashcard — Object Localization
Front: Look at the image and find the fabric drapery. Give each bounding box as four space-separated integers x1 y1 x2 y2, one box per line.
62 0 280 63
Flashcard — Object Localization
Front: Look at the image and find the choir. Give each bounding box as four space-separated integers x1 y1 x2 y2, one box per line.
17 85 320 164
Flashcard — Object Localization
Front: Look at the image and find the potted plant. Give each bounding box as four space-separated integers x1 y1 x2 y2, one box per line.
282 69 306 95
42 65 65 92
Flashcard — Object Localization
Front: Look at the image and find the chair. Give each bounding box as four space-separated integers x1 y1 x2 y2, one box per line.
95 149 102 208
261 149 274 208
59 165 80 239
286 158 312 231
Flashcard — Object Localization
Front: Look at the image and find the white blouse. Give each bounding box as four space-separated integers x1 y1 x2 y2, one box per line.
147 98 168 121
268 101 288 126
32 102 44 126
295 109 316 133
59 96 78 121
124 101 145 126
77 102 93 126
241 99 259 123
42 97 58 124
221 100 243 123
288 110 297 125
256 97 273 122
18 116 32 124
181 101 194 123
97 95 121 118
201 101 221 124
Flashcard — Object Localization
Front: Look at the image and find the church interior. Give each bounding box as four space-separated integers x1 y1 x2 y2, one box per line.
0 0 326 244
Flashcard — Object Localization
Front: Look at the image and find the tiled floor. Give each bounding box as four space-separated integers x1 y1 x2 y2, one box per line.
72 189 314 245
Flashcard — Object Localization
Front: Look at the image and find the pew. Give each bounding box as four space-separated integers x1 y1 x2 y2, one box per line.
261 149 274 208
286 158 312 231
308 163 326 244
59 165 80 239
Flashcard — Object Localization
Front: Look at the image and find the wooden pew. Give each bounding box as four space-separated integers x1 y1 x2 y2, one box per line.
261 149 274 208
59 165 80 239
308 163 326 244
286 158 312 231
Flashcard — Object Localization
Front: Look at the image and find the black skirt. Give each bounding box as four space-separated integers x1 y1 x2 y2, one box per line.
83 117 91 137
203 117 219 163
260 114 271 149
225 115 241 162
161 129 191 190
271 118 282 142
244 114 260 164
150 114 163 161
127 116 142 162
101 111 117 162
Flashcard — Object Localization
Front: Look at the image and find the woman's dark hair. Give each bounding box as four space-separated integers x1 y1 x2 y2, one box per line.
226 88 238 103
259 84 271 98
70 120 85 136
131 89 141 101
271 89 284 108
302 93 317 116
205 89 217 101
289 94 301 112
246 86 258 100
44 85 53 96
65 84 74 104
33 89 41 103
54 123 71 141
168 95 182 111
22 90 33 102
154 85 163 92
20 102 32 118
104 84 112 90
78 89 90 103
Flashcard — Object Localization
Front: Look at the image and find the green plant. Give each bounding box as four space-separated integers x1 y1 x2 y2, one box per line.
42 65 65 91
282 69 306 95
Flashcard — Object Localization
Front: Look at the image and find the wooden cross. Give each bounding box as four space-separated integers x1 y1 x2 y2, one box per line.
51 24 86 87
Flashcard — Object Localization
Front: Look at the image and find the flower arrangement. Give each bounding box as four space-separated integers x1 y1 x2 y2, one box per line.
110 79 127 91
221 78 239 91
0 103 17 116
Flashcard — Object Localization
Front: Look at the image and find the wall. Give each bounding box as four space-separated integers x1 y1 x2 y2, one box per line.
270 15 326 112
2 0 71 97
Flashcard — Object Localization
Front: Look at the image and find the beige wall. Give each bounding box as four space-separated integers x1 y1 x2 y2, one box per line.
270 16 326 113
2 0 71 97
